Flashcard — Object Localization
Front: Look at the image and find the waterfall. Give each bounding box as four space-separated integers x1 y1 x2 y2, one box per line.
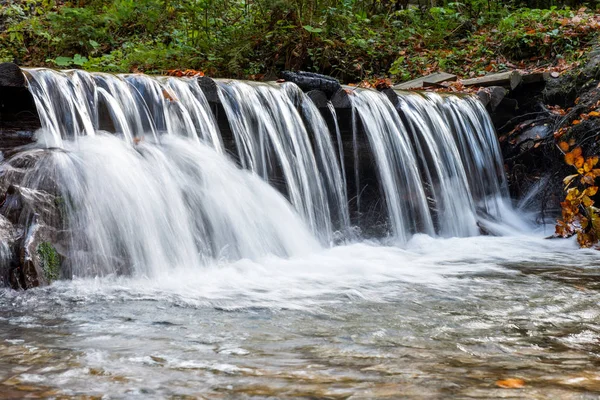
216 80 349 242
1 68 518 278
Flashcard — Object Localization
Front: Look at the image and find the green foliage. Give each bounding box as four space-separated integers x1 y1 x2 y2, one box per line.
37 241 60 283
0 0 596 81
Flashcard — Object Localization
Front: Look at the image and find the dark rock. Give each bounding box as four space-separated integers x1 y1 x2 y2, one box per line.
0 64 40 156
0 63 25 87
279 71 341 96
330 88 352 109
306 90 328 108
0 214 18 287
197 76 220 103
381 88 399 108
0 184 67 289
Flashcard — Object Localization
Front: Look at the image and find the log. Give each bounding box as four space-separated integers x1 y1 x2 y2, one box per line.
521 71 550 85
462 71 522 90
393 72 457 90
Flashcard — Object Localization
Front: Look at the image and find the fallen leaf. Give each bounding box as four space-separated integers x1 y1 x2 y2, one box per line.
559 141 570 152
496 378 525 388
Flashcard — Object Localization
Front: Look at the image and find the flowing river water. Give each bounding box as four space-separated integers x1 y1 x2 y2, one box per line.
2 234 600 398
0 69 599 398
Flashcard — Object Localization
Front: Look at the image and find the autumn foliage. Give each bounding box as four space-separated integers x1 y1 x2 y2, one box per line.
556 143 600 248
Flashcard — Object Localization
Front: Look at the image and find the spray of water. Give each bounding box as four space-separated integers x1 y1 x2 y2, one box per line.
2 68 525 279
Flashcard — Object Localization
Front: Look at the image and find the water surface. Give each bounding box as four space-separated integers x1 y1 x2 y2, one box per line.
2 234 599 399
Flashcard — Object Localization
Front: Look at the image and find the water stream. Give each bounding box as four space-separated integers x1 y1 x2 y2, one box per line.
0 69 598 398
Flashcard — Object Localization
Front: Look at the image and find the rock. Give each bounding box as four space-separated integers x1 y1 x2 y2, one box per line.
0 184 67 289
16 215 64 289
279 71 341 96
197 76 219 103
330 87 353 109
0 63 25 87
0 214 17 287
306 90 328 108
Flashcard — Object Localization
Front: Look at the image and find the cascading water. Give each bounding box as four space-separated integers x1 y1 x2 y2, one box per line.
5 69 600 400
350 89 516 240
3 68 520 279
216 80 349 241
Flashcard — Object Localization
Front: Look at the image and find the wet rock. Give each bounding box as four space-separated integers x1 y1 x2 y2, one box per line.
0 63 25 87
0 214 17 287
279 71 342 96
16 215 64 289
0 184 67 289
0 63 40 156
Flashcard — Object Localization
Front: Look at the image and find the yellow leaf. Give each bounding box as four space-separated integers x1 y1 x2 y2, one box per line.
583 195 594 207
496 378 525 389
584 156 599 172
564 174 579 186
589 111 600 117
586 186 598 196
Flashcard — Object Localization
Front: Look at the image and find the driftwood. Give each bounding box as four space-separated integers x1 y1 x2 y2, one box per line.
462 71 522 90
393 72 457 90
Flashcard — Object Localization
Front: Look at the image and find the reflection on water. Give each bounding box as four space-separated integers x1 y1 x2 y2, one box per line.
1 234 600 399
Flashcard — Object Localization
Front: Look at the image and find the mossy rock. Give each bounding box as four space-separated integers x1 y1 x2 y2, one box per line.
37 242 60 283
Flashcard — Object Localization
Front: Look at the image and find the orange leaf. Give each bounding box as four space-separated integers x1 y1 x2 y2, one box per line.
573 119 581 125
162 89 177 102
584 156 599 172
589 111 600 117
559 141 570 152
572 147 582 157
565 152 576 166
496 378 525 389
575 155 585 169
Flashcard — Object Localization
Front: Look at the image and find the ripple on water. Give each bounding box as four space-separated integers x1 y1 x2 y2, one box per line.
1 236 600 398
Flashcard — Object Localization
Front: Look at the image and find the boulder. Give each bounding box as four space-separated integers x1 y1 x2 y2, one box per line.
0 184 68 289
0 63 25 87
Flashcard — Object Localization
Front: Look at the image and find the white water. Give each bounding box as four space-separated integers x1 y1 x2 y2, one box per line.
12 68 529 280
3 69 600 399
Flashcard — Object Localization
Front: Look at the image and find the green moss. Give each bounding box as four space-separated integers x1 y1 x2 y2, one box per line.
37 242 60 283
